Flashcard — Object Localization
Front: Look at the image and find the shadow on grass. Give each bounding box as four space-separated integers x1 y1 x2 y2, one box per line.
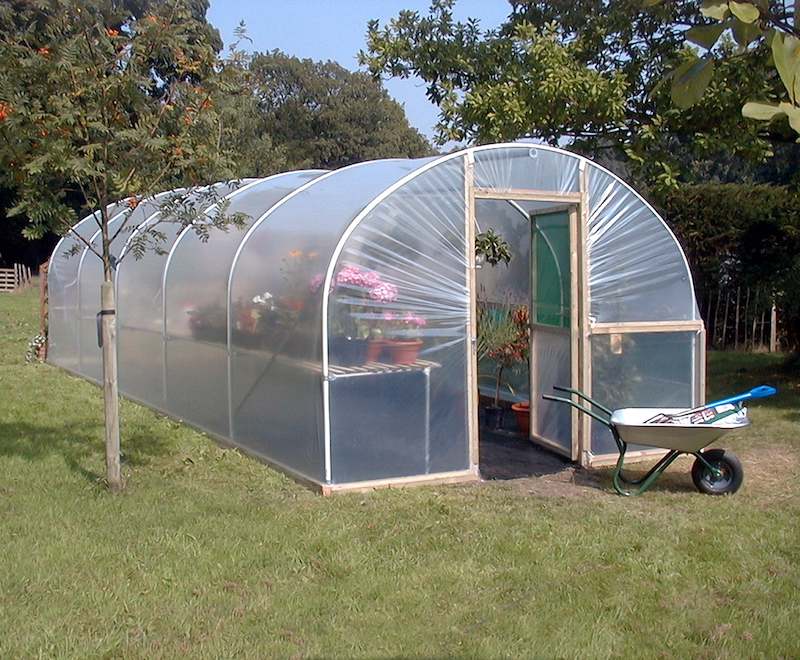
0 420 174 484
708 351 800 412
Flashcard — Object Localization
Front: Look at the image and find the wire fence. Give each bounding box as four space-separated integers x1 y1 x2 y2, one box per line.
700 286 779 352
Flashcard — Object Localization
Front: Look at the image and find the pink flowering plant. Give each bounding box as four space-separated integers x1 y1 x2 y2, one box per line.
316 263 400 338
381 311 428 339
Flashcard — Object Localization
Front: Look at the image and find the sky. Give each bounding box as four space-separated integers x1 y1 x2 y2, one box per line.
207 0 511 142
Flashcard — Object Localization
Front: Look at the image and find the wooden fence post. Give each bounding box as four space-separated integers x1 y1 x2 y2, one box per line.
722 291 730 349
770 303 778 353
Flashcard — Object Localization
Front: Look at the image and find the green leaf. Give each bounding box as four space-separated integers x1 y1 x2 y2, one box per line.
771 32 800 104
741 101 783 120
728 1 760 24
742 100 800 136
731 17 762 47
686 23 726 49
671 57 715 109
784 104 800 133
700 0 729 21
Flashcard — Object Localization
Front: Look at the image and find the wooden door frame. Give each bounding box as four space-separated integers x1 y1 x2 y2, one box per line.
466 164 589 470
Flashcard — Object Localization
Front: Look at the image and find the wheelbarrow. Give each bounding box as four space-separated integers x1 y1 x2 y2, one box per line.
542 385 777 496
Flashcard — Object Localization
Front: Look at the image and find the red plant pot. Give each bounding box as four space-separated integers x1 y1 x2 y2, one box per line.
388 338 423 365
366 338 388 362
511 401 530 437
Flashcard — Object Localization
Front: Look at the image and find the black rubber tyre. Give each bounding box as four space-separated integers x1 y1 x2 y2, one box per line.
691 449 744 495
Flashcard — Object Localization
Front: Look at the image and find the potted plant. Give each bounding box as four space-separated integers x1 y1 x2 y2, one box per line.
477 303 529 430
384 311 427 364
366 327 388 362
324 264 399 365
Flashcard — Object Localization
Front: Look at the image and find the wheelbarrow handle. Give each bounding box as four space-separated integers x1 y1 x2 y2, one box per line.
552 385 614 416
542 394 614 429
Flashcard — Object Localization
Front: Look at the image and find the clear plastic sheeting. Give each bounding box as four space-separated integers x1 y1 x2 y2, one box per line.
587 165 699 323
533 327 571 451
47 206 123 371
164 171 324 437
474 145 580 193
116 184 239 410
328 157 468 483
591 331 697 454
229 159 434 481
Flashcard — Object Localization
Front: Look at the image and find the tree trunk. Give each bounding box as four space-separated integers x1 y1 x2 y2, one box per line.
494 364 504 408
101 280 122 491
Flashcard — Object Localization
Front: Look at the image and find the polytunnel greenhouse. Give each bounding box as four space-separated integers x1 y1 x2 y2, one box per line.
47 143 705 493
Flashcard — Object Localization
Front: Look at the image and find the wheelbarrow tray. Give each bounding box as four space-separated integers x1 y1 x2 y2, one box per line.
610 407 750 452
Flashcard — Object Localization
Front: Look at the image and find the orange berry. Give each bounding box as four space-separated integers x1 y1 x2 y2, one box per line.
106 28 119 37
127 196 139 209
38 47 50 56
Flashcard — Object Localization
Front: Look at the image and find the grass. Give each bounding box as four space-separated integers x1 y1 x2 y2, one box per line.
1 284 799 658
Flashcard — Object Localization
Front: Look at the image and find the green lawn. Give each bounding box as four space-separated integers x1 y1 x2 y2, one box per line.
1 285 799 658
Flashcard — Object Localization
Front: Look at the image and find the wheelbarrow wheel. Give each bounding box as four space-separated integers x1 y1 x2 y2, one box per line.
691 449 743 495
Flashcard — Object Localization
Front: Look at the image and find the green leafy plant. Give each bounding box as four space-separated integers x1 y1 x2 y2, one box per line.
476 228 512 267
477 304 529 407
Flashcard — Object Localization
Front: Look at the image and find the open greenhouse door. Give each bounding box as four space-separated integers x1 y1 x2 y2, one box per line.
529 207 579 459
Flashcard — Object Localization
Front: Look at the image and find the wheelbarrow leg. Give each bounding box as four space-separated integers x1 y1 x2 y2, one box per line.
611 431 683 496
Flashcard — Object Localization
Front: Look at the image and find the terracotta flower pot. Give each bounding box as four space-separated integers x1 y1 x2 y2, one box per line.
366 338 388 362
388 338 423 365
511 401 530 437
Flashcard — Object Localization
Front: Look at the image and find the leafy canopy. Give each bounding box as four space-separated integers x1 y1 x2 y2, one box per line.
0 0 247 271
666 0 800 138
246 50 432 170
360 0 791 189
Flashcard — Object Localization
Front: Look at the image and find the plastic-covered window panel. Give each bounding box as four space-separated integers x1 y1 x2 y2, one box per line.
533 327 571 451
228 159 437 482
327 157 469 483
116 185 235 409
587 165 698 322
474 145 580 192
163 171 324 437
533 210 571 328
590 331 696 455
47 207 121 371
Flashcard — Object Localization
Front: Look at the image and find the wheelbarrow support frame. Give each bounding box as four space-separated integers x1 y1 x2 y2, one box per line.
542 386 722 496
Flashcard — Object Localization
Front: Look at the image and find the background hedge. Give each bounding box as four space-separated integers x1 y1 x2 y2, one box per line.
659 183 800 350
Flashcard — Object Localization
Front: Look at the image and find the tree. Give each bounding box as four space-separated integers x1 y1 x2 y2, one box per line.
665 0 800 138
247 50 432 169
0 0 248 491
359 0 792 189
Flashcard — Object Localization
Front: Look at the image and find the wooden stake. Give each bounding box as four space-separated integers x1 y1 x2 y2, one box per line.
770 302 777 353
734 286 741 351
743 287 750 350
721 291 730 349
39 262 49 359
101 281 122 491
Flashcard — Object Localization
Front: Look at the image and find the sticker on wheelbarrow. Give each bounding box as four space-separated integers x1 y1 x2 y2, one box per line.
646 403 745 426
